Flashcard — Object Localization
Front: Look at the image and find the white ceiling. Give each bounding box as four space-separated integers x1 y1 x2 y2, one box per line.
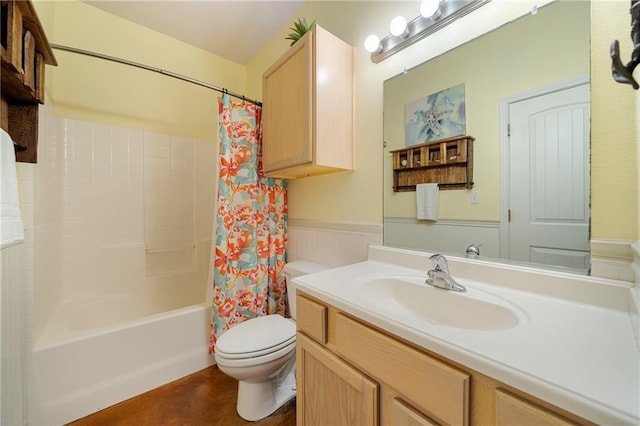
82 1 306 65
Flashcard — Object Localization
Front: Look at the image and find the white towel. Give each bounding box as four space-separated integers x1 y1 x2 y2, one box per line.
416 183 438 221
1 129 24 248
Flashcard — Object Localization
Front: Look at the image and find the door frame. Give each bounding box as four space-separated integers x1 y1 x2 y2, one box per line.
498 76 590 259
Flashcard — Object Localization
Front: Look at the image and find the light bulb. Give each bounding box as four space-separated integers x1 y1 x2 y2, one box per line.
420 0 441 18
364 34 381 53
389 16 408 38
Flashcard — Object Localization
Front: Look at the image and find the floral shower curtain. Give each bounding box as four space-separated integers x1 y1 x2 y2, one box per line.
209 94 288 354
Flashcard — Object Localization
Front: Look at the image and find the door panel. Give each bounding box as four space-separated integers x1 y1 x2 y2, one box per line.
508 83 590 273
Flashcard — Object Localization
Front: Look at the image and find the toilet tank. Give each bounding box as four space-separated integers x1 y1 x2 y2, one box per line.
284 261 329 320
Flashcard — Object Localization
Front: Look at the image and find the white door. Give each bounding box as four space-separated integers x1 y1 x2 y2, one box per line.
507 82 590 273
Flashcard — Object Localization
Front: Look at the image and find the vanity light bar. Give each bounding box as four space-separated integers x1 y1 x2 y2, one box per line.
369 0 491 63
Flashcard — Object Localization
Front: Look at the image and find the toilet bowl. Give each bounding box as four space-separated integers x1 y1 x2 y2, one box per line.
214 260 329 421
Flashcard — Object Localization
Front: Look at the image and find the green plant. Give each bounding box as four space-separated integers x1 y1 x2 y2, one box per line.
285 17 316 46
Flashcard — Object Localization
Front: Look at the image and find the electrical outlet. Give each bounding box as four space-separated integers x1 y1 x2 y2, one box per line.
471 191 480 204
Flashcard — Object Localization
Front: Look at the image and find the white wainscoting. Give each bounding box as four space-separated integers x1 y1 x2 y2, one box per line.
1 243 26 426
287 220 382 267
383 217 501 258
630 241 639 350
590 238 635 282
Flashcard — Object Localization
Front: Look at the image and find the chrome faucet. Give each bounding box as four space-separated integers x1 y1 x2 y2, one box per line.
466 244 481 258
426 254 466 292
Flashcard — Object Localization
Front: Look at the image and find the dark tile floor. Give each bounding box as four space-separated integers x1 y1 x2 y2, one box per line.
67 366 296 426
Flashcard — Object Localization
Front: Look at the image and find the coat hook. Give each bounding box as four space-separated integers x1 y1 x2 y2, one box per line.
611 0 640 90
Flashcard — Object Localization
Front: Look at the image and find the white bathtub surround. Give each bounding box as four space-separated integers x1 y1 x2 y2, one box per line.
27 115 216 335
29 304 213 425
294 245 639 425
287 219 382 267
17 104 218 424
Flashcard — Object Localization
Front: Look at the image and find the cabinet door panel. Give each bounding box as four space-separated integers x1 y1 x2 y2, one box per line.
262 32 313 173
296 332 378 426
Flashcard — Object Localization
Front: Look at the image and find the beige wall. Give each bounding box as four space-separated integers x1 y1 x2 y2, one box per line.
247 0 563 225
248 0 637 241
34 0 639 241
35 0 246 142
383 1 589 220
591 0 637 241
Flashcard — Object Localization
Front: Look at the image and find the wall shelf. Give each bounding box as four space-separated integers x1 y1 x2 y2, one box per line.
1 0 57 163
390 135 474 192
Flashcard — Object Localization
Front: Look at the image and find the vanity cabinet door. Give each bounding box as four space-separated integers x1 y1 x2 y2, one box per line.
296 332 378 426
495 389 577 426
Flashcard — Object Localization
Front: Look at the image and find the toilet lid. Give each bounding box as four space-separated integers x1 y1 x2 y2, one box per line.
215 314 296 359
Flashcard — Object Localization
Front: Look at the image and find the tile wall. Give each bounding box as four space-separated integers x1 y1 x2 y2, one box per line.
15 103 217 345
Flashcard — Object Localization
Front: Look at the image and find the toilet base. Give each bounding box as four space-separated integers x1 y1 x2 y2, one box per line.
236 359 296 421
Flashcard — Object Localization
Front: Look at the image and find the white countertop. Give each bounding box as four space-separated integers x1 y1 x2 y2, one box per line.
293 247 639 425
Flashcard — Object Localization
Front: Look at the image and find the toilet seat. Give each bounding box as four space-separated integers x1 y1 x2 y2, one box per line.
215 314 296 363
215 340 295 368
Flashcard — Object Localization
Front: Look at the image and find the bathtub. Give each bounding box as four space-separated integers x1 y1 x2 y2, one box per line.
29 284 214 425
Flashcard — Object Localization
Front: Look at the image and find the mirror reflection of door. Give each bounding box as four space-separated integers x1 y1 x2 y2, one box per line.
503 80 590 274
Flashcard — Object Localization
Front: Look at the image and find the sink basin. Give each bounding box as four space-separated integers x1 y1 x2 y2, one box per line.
354 274 524 331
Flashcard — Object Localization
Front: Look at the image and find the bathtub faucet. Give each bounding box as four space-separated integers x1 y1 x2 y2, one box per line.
426 254 466 292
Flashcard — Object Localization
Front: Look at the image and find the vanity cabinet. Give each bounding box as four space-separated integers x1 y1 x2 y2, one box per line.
1 0 57 162
261 25 353 179
296 292 591 426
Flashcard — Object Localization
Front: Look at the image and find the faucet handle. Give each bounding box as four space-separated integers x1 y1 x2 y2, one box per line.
429 254 449 273
466 244 482 258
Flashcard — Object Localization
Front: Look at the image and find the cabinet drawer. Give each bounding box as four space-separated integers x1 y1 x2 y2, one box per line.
335 313 469 425
296 295 327 344
495 389 576 426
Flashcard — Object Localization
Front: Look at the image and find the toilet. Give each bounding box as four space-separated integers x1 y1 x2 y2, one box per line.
214 260 329 421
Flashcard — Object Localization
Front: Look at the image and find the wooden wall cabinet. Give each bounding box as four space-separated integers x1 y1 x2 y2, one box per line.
391 135 474 192
296 293 591 426
1 0 57 163
262 25 353 179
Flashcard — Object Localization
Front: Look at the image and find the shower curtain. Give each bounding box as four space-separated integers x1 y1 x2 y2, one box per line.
209 94 288 353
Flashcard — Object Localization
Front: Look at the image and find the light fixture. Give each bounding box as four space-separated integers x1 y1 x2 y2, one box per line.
389 16 409 38
364 34 382 53
420 0 441 19
366 0 491 63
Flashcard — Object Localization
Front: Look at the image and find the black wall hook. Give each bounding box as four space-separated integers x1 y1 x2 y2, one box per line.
611 0 640 89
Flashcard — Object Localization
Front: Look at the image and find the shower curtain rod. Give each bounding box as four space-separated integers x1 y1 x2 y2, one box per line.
51 44 262 107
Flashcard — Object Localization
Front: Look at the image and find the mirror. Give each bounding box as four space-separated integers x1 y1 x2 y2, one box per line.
383 1 591 274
